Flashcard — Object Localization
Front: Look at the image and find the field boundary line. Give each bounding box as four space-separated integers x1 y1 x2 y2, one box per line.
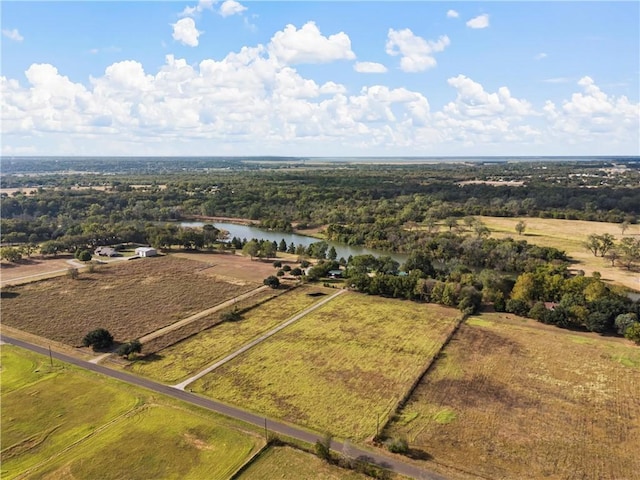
377 312 468 440
138 285 270 345
173 288 346 390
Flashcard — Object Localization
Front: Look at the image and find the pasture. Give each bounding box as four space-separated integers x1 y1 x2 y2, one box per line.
0 346 262 480
0 256 256 346
479 216 640 291
128 285 335 384
385 313 640 480
236 445 369 479
192 292 461 440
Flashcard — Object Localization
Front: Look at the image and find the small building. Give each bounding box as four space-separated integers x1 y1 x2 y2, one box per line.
135 247 157 257
95 246 118 257
328 269 343 278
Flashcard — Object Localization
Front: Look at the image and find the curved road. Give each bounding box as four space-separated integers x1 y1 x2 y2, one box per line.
1 335 446 480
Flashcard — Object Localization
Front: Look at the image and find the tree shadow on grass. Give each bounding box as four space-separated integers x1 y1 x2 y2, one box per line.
406 447 433 461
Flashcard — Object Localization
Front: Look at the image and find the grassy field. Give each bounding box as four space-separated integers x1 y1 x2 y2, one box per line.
193 292 461 440
479 216 640 291
236 445 369 479
385 313 640 480
0 256 256 346
0 345 262 480
127 285 335 384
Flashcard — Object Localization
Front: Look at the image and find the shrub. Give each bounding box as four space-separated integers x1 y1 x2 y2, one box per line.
116 339 142 358
263 275 280 289
384 437 409 454
76 250 92 262
82 328 114 351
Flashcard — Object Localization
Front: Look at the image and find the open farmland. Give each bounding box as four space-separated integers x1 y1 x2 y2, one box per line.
385 313 640 480
192 292 461 440
0 256 256 346
479 216 640 291
0 346 262 480
237 445 370 480
0 255 79 286
128 285 335 384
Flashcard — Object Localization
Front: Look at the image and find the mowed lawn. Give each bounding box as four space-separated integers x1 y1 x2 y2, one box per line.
0 346 262 480
192 292 461 440
478 216 640 291
237 445 369 480
386 313 640 480
128 285 335 384
0 256 256 346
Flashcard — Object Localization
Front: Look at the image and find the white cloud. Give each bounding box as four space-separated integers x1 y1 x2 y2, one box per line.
534 52 547 60
466 14 490 29
219 0 247 17
543 77 571 84
446 10 459 19
179 0 214 17
2 28 24 42
268 22 355 64
354 62 388 73
385 28 450 72
2 42 638 156
172 18 202 47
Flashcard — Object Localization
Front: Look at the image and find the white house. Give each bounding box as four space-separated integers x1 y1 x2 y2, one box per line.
135 247 157 257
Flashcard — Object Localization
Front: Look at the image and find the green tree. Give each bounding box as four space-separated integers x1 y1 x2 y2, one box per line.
0 246 22 263
624 322 640 344
116 339 142 358
263 275 280 289
515 220 526 236
242 240 260 259
327 246 337 261
615 313 638 335
76 250 92 262
82 328 114 351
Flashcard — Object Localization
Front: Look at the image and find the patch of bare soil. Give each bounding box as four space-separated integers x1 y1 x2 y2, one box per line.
1 256 256 346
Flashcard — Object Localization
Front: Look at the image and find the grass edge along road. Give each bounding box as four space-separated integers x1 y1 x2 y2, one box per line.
0 335 447 480
0 345 262 480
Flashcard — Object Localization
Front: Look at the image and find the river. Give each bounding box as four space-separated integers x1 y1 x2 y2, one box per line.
180 222 408 264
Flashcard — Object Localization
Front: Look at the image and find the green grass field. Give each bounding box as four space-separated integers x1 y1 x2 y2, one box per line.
236 445 369 480
192 292 461 440
385 313 640 479
128 285 334 383
0 346 262 480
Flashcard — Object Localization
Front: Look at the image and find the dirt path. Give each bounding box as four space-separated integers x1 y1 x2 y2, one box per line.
138 285 270 345
173 289 346 390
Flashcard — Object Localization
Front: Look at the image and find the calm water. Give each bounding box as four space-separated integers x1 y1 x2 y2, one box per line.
181 221 408 264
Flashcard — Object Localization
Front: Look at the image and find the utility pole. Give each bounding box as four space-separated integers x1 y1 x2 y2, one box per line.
49 345 53 368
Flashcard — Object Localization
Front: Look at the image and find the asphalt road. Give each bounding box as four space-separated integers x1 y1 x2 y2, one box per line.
1 334 447 480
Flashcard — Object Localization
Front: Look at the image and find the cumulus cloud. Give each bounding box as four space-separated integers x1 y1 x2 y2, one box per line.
2 28 24 42
385 28 450 72
268 22 355 64
179 0 214 17
172 17 202 47
354 61 388 73
542 76 639 145
219 0 247 17
2 35 638 156
466 14 490 29
534 52 547 60
446 10 459 19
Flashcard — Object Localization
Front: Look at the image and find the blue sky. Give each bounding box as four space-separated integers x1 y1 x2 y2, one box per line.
2 1 638 156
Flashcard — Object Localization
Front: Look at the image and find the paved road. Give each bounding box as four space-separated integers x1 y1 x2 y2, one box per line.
174 288 346 389
2 334 446 480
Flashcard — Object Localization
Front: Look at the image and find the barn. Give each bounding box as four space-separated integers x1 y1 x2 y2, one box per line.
135 247 158 257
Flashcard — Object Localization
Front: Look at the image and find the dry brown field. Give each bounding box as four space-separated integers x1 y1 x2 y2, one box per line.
0 256 77 285
479 216 640 292
171 251 286 284
0 256 256 346
385 313 640 480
